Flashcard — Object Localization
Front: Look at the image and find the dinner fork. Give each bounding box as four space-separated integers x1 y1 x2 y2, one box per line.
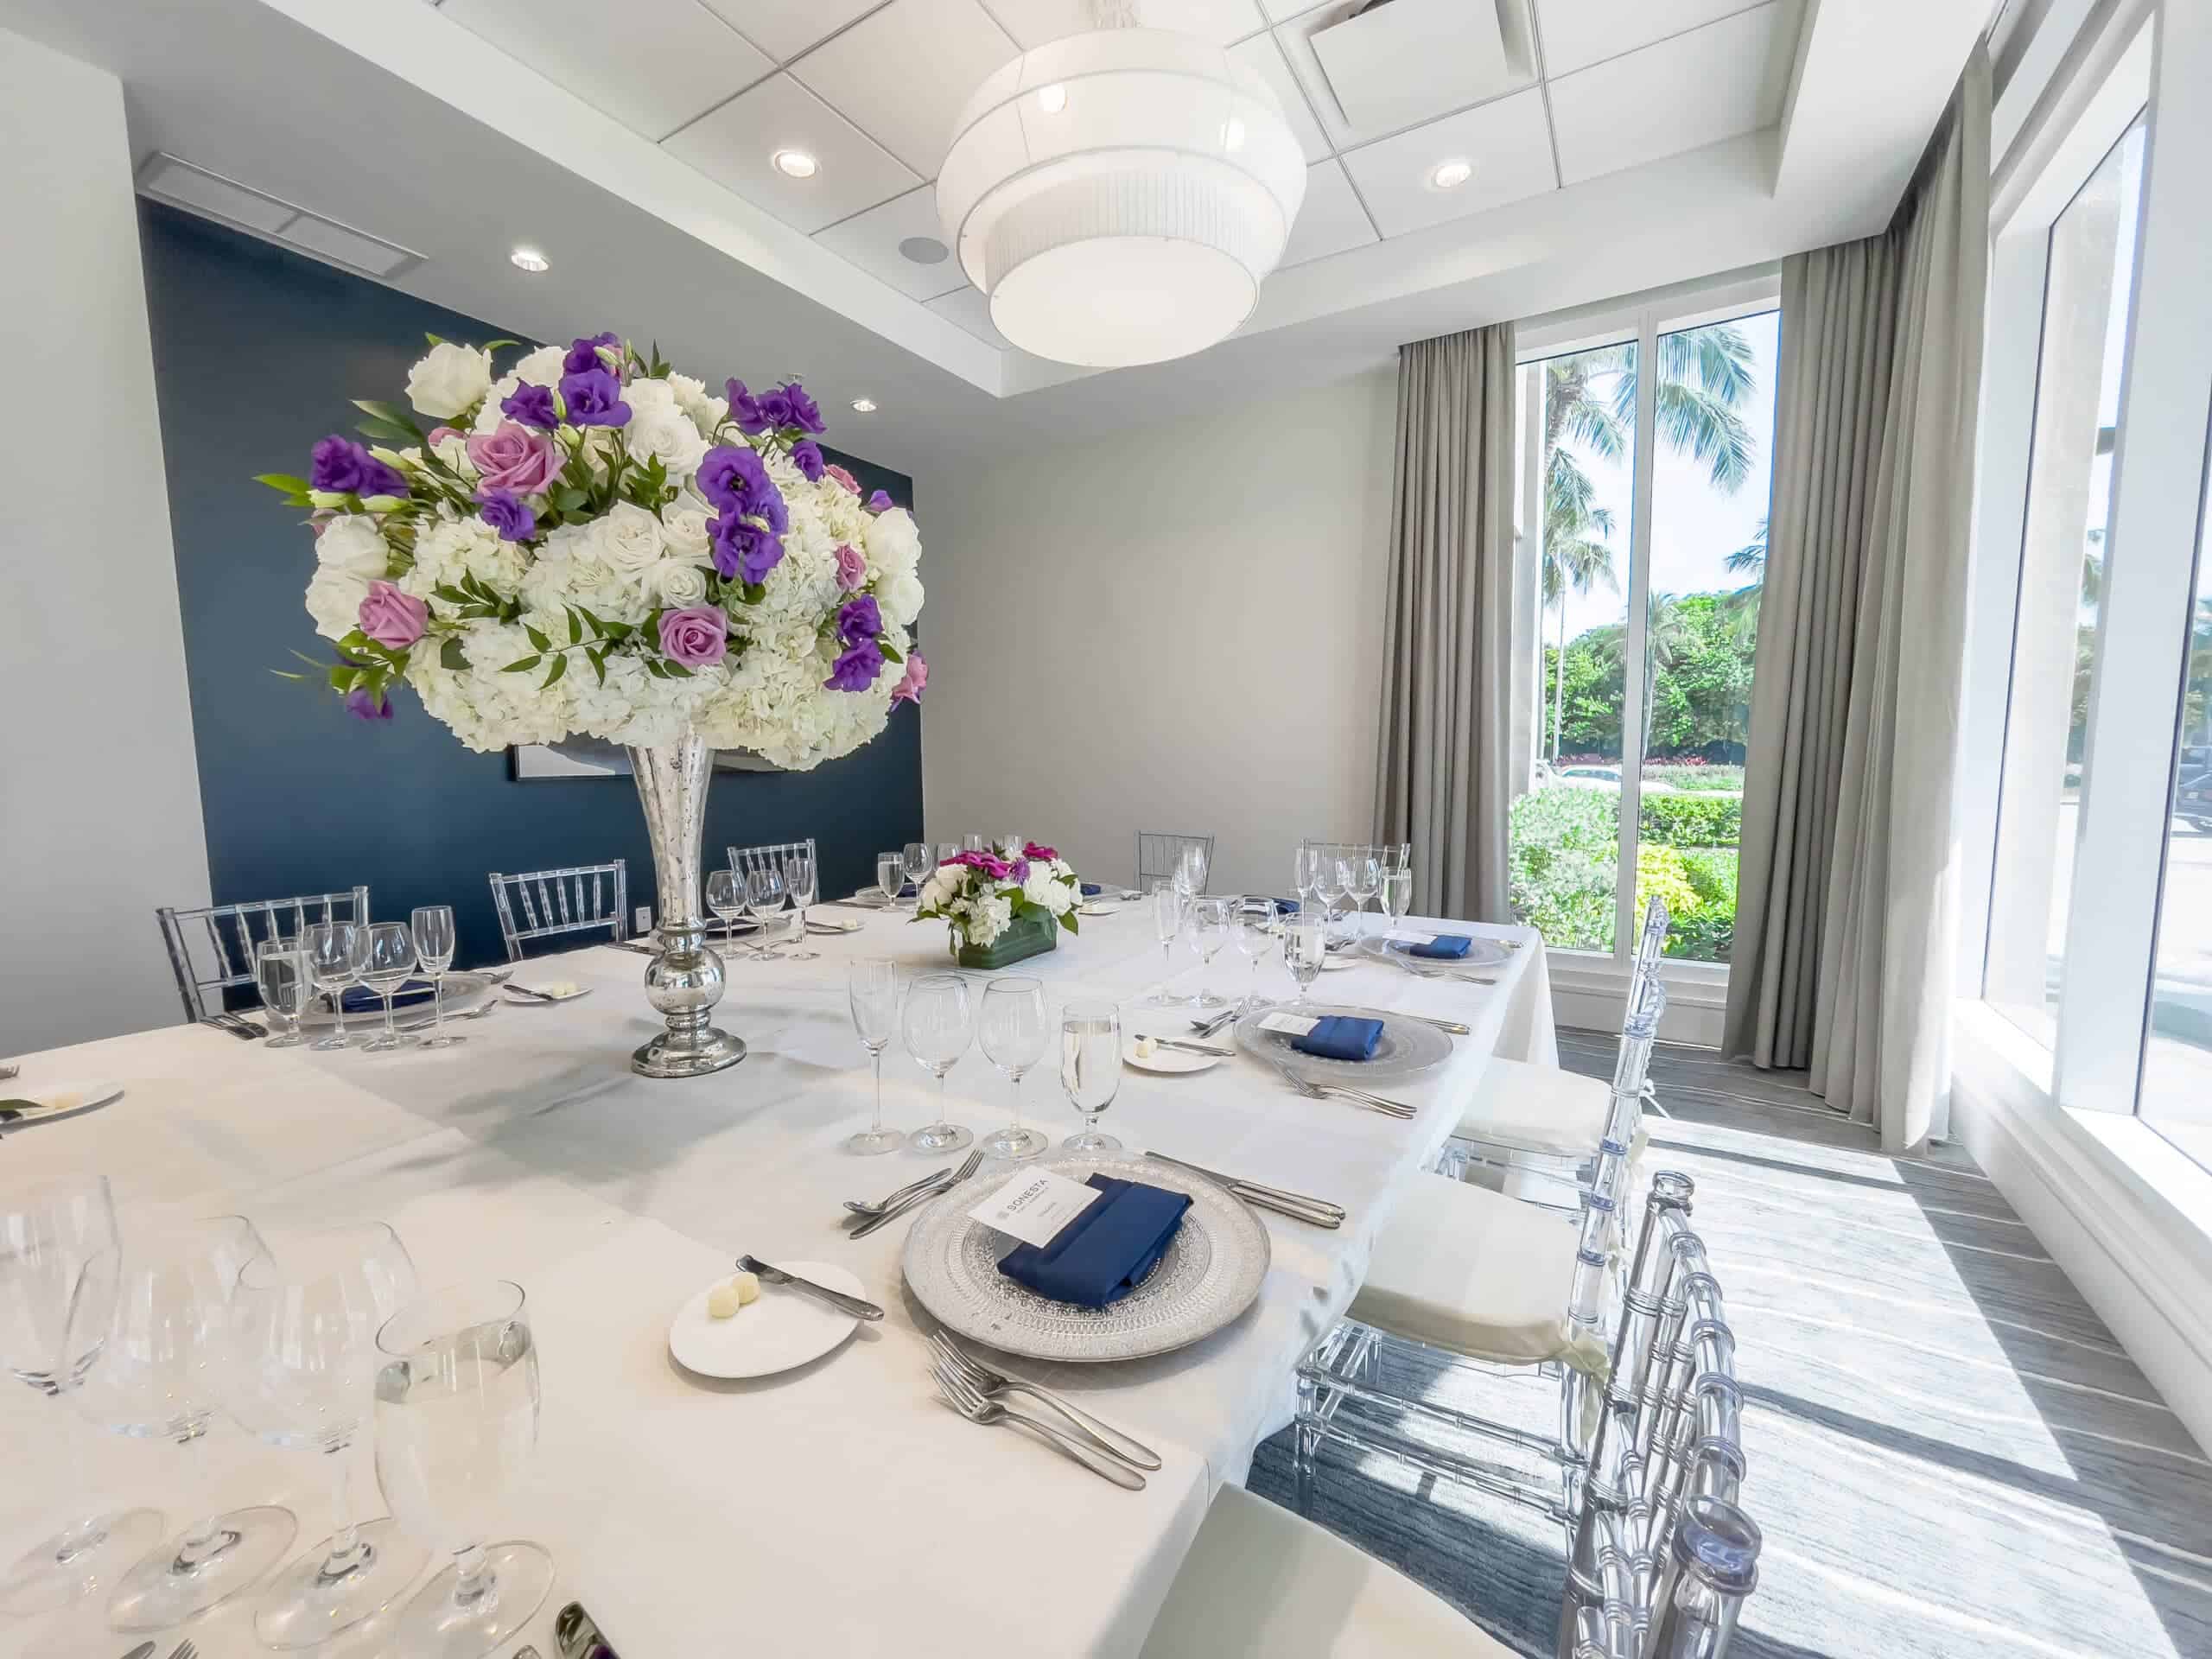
1265 1053 1414 1120
167 1641 198 1659
930 1359 1145 1490
848 1148 983 1238
1389 960 1499 986
845 1163 956 1217
930 1332 1163 1470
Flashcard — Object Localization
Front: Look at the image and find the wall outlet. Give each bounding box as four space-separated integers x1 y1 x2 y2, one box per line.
635 906 652 933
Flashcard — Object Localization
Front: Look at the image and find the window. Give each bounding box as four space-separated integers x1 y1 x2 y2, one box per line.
1510 300 1779 969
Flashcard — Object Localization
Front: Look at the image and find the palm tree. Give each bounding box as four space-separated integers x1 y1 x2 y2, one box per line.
1542 450 1618 759
1725 516 1768 578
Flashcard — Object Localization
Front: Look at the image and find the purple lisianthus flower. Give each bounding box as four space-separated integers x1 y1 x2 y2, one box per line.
866 489 894 513
755 385 793 430
357 579 429 650
833 543 867 591
696 444 768 513
309 435 409 499
709 516 784 584
500 380 560 431
778 380 825 435
474 486 537 543
343 684 392 721
823 638 886 693
836 593 882 646
791 440 825 482
725 378 769 435
563 331 620 374
658 605 728 668
1022 841 1058 862
560 366 630 428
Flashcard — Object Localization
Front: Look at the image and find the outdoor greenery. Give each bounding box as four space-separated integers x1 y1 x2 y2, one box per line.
1538 591 1758 759
1510 785 1740 961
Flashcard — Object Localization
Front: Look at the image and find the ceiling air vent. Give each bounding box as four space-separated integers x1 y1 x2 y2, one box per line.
136 153 424 282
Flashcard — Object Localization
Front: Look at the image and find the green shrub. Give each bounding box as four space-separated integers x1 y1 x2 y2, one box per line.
1510 786 1618 952
1676 847 1738 906
1640 792 1740 848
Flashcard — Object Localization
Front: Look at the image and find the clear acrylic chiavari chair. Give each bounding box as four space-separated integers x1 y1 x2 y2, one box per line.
156 887 371 1023
1135 832 1214 893
728 839 819 954
487 860 627 962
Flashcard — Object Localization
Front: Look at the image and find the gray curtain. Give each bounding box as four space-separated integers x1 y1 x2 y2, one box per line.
1725 46 1989 1150
1373 324 1518 923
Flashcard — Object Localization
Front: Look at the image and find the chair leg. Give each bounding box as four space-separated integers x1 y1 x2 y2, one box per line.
1294 1370 1321 1515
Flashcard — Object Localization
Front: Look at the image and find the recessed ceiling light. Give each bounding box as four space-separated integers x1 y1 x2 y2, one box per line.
509 246 549 273
850 397 877 413
898 236 950 265
1427 158 1473 191
1036 83 1067 114
772 149 819 180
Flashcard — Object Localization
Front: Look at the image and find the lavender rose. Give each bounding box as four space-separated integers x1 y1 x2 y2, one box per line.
560 367 630 428
356 579 428 649
466 420 563 493
824 463 861 496
310 435 408 498
344 684 393 721
833 542 867 591
823 638 885 692
836 593 882 646
791 439 825 482
658 605 728 668
500 381 559 431
474 486 537 543
890 648 928 705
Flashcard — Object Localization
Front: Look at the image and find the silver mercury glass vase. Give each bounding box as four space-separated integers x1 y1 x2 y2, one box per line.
625 734 747 1077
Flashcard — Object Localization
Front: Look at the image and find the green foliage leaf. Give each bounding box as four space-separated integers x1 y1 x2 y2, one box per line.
254 473 311 494
440 638 468 671
543 653 567 688
877 640 902 665
567 608 582 645
524 624 551 652
502 655 542 673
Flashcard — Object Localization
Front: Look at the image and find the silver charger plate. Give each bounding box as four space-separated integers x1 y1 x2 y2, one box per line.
298 970 499 1029
1362 933 1514 970
1234 1002 1453 1084
902 1154 1271 1363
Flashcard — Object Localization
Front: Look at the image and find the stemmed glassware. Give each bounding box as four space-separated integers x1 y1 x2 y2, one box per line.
1293 843 1322 912
844 959 906 1155
304 921 367 1052
706 869 745 950
1342 847 1382 942
902 842 931 906
782 851 820 961
1284 910 1329 1005
1185 895 1234 1009
743 864 785 962
877 852 906 906
0 1175 162 1617
1144 880 1184 1007
254 936 313 1050
977 976 1049 1160
935 841 960 869
230 1222 427 1647
901 973 975 1154
373 1280 552 1659
75 1213 297 1632
1312 852 1346 940
1059 1001 1122 1153
411 906 464 1049
1382 865 1414 933
963 833 987 854
1173 841 1209 904
359 922 419 1052
1231 899 1276 1011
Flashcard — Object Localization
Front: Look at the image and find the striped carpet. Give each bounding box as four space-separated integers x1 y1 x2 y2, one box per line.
1247 1034 2212 1659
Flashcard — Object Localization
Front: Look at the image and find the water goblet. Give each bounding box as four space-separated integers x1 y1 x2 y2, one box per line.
1382 867 1414 931
901 973 975 1154
977 976 1050 1160
305 921 367 1051
844 960 905 1155
359 922 418 1052
902 842 932 906
743 864 785 962
782 851 820 961
410 905 464 1049
1059 1001 1122 1153
1185 895 1235 1009
1173 841 1209 901
1284 912 1329 1005
254 937 313 1049
706 869 745 950
373 1281 552 1659
878 851 907 907
1142 880 1185 1007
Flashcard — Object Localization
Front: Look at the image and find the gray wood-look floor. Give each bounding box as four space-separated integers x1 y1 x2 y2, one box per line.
1247 1035 2212 1658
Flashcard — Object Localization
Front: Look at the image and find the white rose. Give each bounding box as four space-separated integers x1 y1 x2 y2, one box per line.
667 372 727 434
626 403 709 480
512 345 566 385
594 501 666 582
662 505 713 562
315 515 390 579
305 565 369 642
652 560 709 608
429 428 474 475
625 377 677 412
405 341 493 421
863 507 921 580
878 570 925 626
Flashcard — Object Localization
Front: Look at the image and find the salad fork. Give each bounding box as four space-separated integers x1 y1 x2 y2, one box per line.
1265 1053 1414 1119
930 1360 1145 1490
848 1148 982 1238
930 1332 1162 1469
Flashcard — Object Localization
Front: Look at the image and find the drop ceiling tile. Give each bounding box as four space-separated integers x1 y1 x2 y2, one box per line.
1279 158 1376 266
1339 87 1555 237
1275 0 1535 151
1546 1 1795 186
791 0 1020 177
815 184 969 299
928 285 1011 348
981 0 1266 48
664 73 921 232
1257 0 1328 19
1227 33 1329 163
443 0 772 141
699 0 881 63
1535 0 1758 78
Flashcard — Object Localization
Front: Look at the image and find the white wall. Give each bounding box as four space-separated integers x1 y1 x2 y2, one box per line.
920 369 1398 898
0 28 209 1051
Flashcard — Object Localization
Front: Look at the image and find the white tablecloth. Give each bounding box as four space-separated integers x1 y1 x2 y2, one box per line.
0 904 1554 1658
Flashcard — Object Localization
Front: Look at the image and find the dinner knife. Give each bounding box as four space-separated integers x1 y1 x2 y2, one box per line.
734 1255 884 1321
554 1601 616 1659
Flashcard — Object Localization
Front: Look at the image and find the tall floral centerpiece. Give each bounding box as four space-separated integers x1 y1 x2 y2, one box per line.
261 333 927 1077
916 843 1081 969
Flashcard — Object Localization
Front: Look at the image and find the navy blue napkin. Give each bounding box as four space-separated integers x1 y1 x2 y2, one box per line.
1080 882 1103 897
1274 897 1301 914
1408 934 1472 959
998 1175 1192 1308
339 978 435 1013
1293 1014 1384 1062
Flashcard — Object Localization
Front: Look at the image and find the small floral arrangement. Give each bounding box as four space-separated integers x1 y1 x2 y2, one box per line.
257 332 926 769
917 842 1083 950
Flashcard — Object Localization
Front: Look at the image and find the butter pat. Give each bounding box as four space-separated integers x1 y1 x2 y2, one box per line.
1134 1035 1157 1059
706 1283 741 1319
732 1270 760 1306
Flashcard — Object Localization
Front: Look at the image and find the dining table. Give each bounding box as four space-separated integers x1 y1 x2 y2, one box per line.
0 896 1555 1658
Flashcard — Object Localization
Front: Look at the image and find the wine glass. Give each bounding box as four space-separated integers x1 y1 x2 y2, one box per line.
901 973 974 1154
977 976 1049 1160
1311 850 1346 935
304 921 366 1051
410 905 464 1050
1143 880 1185 1007
1344 847 1382 943
877 852 906 906
782 851 820 961
963 833 986 854
1231 899 1276 1012
902 842 931 906
0 1175 162 1618
1284 911 1328 1005
359 922 418 1052
935 841 960 869
743 864 785 962
1292 842 1322 910
1390 841 1412 874
1382 866 1414 931
76 1214 297 1632
1172 841 1209 902
254 937 312 1050
844 960 905 1155
373 1281 552 1659
1185 895 1234 1009
706 869 744 950
231 1223 426 1648
1059 1001 1122 1153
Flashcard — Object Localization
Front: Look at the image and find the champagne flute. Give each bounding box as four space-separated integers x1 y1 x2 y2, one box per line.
1059 1000 1122 1153
1143 880 1184 1007
373 1281 552 1659
877 852 906 906
902 842 931 906
231 1223 426 1647
1284 912 1328 1005
844 960 904 1155
706 869 744 950
977 976 1050 1160
1292 842 1322 911
254 937 312 1050
901 973 974 1154
410 905 463 1049
1382 867 1414 932
1185 895 1234 1009
782 851 820 961
305 921 365 1051
744 864 785 962
359 922 418 1052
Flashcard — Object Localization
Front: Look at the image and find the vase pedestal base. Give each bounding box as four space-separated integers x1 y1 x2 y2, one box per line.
632 1025 747 1079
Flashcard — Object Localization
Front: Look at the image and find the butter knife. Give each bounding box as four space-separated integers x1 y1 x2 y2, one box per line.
735 1255 883 1321
554 1601 615 1659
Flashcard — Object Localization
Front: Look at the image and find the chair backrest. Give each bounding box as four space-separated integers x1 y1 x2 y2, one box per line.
1138 832 1215 889
156 887 371 1023
488 860 627 962
728 839 818 889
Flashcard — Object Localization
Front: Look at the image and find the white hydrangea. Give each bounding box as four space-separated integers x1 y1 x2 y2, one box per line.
666 372 728 434
408 513 527 596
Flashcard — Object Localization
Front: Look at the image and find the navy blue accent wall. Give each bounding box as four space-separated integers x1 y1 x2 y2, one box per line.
137 202 923 968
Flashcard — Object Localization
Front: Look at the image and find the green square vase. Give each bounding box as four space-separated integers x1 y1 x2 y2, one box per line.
955 908 1060 969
